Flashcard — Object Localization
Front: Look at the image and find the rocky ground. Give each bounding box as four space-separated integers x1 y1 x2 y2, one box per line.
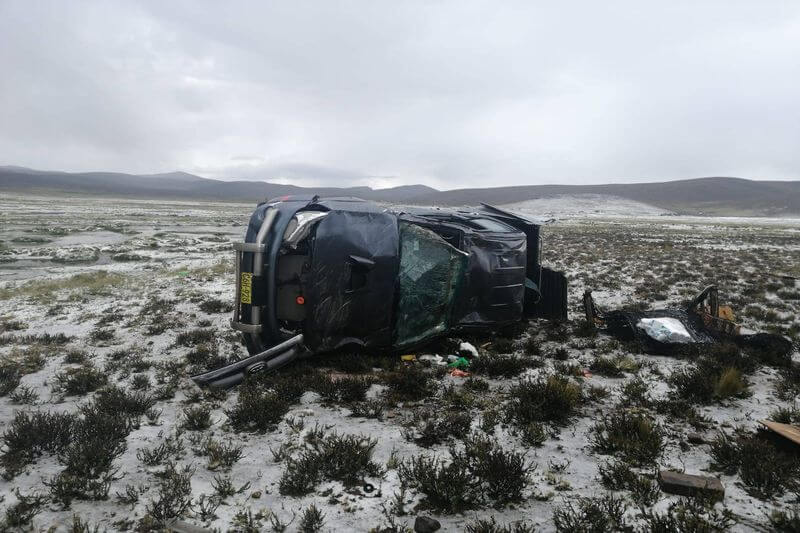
0 193 799 532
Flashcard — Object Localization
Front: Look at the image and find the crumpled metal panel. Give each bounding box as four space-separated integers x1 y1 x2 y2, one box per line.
452 231 527 326
303 210 400 351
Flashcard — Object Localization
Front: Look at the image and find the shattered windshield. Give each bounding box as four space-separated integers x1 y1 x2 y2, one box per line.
394 222 468 347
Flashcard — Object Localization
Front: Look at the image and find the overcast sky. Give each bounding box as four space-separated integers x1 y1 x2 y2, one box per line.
1 2 799 190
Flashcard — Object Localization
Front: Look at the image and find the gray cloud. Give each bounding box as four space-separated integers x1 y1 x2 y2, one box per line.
1 1 798 189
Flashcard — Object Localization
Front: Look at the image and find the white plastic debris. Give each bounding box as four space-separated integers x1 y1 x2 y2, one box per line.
459 341 479 358
418 354 446 366
636 317 693 344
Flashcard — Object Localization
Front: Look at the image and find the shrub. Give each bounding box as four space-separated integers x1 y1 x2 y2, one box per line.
195 437 243 471
59 404 131 482
46 470 116 507
55 363 107 396
713 367 748 399
1 410 76 479
470 354 542 377
199 298 233 314
182 405 213 430
408 409 472 447
464 377 490 392
770 405 800 425
175 328 216 347
9 384 39 405
506 375 582 428
597 460 660 505
490 338 516 354
4 489 48 528
591 410 663 466
299 504 326 533
0 359 21 396
64 349 89 364
227 382 290 433
589 355 639 378
315 375 370 403
552 493 630 532
457 434 530 504
145 463 194 525
279 433 382 495
465 516 536 533
777 362 800 400
398 455 480 513
640 496 736 531
618 377 651 407
384 364 434 401
350 399 386 420
520 421 548 447
770 507 800 531
523 337 541 356
211 474 249 499
92 385 155 419
137 435 185 467
672 364 749 406
709 431 799 499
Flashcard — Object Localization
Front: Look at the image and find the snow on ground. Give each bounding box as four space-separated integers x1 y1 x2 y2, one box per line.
0 193 798 531
501 194 671 219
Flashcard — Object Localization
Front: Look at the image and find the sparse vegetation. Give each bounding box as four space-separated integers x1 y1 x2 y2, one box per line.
1 196 799 530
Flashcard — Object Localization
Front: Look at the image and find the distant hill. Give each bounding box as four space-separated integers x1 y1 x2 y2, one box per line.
0 166 437 204
414 177 800 216
1 166 798 216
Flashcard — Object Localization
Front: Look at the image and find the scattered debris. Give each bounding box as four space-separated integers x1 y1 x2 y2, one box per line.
585 285 793 356
657 471 725 501
459 341 479 358
760 420 800 447
418 354 445 366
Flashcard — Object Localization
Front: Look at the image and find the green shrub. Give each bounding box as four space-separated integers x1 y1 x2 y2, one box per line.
175 328 216 347
552 493 630 532
591 410 663 466
597 460 660 505
709 431 799 499
465 516 536 533
227 382 289 433
506 375 582 428
384 364 434 401
182 405 213 430
55 363 107 396
1 410 76 479
640 496 736 531
145 463 193 526
398 455 479 513
299 504 326 533
279 433 381 496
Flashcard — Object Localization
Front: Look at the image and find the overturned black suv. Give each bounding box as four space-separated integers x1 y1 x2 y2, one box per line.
194 196 567 388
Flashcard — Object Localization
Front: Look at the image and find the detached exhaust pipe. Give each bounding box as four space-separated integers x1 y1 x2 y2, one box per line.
191 334 305 389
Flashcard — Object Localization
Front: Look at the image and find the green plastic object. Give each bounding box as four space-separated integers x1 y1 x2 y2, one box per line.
448 357 470 369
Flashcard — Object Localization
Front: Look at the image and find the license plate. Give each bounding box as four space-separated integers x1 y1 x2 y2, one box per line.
240 272 253 305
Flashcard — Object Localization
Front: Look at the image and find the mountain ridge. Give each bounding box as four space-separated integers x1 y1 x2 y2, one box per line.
1 166 798 216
